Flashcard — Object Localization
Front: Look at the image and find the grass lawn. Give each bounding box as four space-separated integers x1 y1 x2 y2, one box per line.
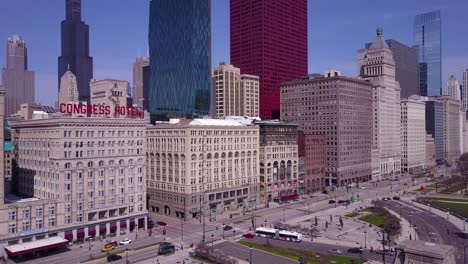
359 214 385 228
345 211 360 218
419 198 468 219
238 240 362 264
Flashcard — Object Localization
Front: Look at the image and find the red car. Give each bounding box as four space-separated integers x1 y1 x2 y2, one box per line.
242 233 254 239
157 221 167 227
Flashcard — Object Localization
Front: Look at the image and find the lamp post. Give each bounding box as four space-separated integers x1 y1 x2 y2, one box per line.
399 204 402 219
125 247 129 264
464 219 466 232
414 225 417 240
249 246 253 264
409 213 412 227
233 230 236 240
211 233 214 248
364 231 367 248
463 243 466 264
88 238 91 251
447 209 450 220
283 208 285 222
135 225 138 239
222 225 225 239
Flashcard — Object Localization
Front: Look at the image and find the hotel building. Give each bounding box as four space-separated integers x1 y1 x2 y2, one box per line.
400 99 426 174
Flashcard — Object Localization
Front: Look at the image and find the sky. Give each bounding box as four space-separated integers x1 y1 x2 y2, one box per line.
0 0 467 106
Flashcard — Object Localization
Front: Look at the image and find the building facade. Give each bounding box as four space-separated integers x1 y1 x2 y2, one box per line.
230 0 308 120
445 75 460 101
281 72 373 186
90 79 129 116
358 28 401 180
365 40 418 98
146 119 259 221
400 99 426 174
58 0 93 103
298 132 326 194
437 96 462 164
2 35 35 117
425 100 445 162
415 10 442 97
425 134 436 172
3 116 148 247
213 64 259 118
132 56 150 110
463 69 468 111
149 0 211 121
58 69 79 106
257 121 299 203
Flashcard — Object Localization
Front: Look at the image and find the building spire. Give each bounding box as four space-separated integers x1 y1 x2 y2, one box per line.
66 0 81 21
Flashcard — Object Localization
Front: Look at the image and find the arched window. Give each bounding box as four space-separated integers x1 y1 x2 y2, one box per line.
98 161 105 167
191 154 196 161
88 161 94 168
119 159 125 166
273 161 278 181
287 160 292 179
76 162 84 169
65 162 72 169
128 159 134 165
109 160 115 166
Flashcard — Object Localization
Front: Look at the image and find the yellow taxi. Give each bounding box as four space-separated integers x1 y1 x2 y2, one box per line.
101 244 116 252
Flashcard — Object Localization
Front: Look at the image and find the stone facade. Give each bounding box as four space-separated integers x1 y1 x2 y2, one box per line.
2 116 148 246
281 73 373 186
298 132 326 194
358 28 401 180
257 121 299 203
436 96 462 164
426 134 436 172
394 240 456 264
90 79 129 117
146 119 260 221
58 69 79 106
400 99 426 174
213 64 259 118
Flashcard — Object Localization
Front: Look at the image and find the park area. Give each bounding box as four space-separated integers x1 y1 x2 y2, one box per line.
238 240 362 264
417 197 468 219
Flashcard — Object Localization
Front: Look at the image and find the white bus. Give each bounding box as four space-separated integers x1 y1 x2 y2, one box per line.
254 227 302 242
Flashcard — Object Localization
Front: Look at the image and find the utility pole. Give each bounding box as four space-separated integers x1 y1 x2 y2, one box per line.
382 231 386 264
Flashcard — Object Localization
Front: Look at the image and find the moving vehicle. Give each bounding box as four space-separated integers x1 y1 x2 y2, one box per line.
328 200 336 204
107 241 118 247
242 233 255 239
223 225 233 231
328 249 343 255
158 242 175 255
254 227 302 242
107 254 122 262
347 247 364 254
322 190 329 194
382 197 391 201
119 238 132 245
101 244 115 252
392 196 400 200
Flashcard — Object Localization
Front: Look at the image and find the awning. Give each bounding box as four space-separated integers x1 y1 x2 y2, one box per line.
5 236 68 257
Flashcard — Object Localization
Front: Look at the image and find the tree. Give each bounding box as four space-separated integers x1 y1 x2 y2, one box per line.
339 216 344 229
458 153 468 192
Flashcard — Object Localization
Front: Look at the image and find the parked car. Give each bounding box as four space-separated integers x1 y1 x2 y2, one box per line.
360 186 367 189
337 200 345 204
392 196 400 200
119 238 132 245
327 249 343 255
382 197 391 201
328 200 336 204
223 225 233 231
242 233 255 239
101 244 115 252
322 190 329 194
157 221 168 227
107 254 122 262
158 242 175 255
347 247 364 254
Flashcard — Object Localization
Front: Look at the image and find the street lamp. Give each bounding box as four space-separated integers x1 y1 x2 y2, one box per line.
125 247 129 264
211 233 214 248
364 231 367 248
414 225 417 240
283 208 285 222
249 246 253 264
233 230 236 240
409 213 412 227
222 225 225 239
399 204 402 219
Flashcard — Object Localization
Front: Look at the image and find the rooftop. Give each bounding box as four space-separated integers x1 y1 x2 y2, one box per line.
396 240 454 259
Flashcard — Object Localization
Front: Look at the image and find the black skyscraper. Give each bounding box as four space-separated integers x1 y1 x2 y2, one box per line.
58 0 93 102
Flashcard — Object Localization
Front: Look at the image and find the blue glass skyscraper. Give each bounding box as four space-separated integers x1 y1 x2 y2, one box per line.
149 0 212 121
414 10 442 96
425 100 444 163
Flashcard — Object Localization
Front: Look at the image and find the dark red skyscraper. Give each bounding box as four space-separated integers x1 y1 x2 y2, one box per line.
230 0 308 119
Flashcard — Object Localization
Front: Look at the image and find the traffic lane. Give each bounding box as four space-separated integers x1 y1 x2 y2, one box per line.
385 201 466 263
215 241 297 264
244 237 390 263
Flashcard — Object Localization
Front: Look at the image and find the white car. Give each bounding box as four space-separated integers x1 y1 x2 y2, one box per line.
119 238 132 245
328 249 343 255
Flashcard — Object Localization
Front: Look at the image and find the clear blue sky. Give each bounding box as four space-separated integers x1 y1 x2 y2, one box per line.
1 0 467 106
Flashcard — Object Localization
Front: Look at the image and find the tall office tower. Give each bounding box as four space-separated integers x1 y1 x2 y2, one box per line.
366 40 419 98
462 69 468 111
358 28 401 180
281 71 373 186
132 56 150 110
213 63 259 117
445 75 460 101
436 96 462 164
414 10 442 96
149 0 211 121
400 99 426 174
2 35 35 117
58 0 93 103
230 0 308 120
425 100 445 162
58 68 79 106
0 88 4 205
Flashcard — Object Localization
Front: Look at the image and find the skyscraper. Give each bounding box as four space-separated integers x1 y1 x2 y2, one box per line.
463 69 468 111
445 75 460 101
414 10 442 96
58 0 93 103
149 0 211 121
2 35 35 117
132 56 150 110
358 28 401 180
58 68 79 106
230 0 308 120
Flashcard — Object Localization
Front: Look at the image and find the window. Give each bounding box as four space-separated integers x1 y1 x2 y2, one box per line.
22 209 30 219
48 217 56 227
22 221 31 231
36 219 43 229
65 215 71 224
36 208 43 217
49 206 55 215
8 211 16 221
8 223 16 234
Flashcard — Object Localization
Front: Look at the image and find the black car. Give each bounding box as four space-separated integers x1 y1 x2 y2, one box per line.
392 196 400 200
328 200 336 204
322 190 329 194
337 200 345 204
223 225 233 231
107 254 123 262
158 242 175 255
347 247 364 254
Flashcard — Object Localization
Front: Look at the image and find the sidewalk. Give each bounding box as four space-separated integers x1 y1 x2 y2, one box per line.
385 207 416 241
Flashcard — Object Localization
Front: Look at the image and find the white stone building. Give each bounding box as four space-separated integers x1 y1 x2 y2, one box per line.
400 99 426 174
463 69 468 111
213 63 259 118
358 28 401 179
445 75 461 102
146 118 260 222
1 115 148 253
90 79 128 117
436 96 462 164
